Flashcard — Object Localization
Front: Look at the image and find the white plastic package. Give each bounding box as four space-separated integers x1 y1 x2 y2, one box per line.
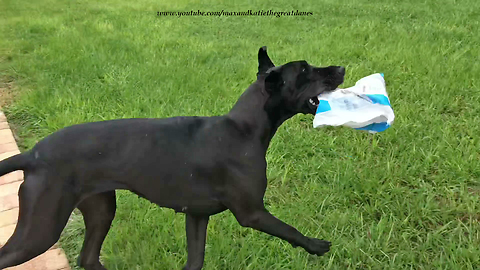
313 73 394 133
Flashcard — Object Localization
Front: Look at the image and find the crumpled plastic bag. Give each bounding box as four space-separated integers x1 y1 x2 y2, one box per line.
313 73 394 133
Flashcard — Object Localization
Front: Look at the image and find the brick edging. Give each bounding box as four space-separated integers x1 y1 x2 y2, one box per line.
0 111 71 270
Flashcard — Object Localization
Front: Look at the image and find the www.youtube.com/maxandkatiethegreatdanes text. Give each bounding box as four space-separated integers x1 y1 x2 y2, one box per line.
157 10 313 18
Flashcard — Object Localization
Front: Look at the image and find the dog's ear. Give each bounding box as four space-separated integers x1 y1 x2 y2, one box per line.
264 67 283 93
257 46 275 78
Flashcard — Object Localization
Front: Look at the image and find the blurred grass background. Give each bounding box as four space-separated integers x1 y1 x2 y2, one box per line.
1 0 479 269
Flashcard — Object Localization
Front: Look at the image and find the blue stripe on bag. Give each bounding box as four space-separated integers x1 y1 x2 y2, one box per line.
355 122 390 132
365 94 391 106
316 100 331 113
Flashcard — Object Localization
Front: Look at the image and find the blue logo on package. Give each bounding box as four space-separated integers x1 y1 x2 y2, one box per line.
365 94 391 106
316 100 331 113
354 122 391 133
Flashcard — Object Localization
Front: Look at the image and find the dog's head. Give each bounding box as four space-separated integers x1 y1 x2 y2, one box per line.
257 46 345 115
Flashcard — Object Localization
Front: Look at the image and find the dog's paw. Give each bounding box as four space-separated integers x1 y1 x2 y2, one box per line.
304 237 331 256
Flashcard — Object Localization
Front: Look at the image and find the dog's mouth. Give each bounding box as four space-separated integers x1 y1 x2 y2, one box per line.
309 96 320 107
306 69 345 113
302 66 346 115
306 84 340 114
307 96 320 113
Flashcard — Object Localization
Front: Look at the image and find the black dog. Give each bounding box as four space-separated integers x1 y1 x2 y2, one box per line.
0 47 345 270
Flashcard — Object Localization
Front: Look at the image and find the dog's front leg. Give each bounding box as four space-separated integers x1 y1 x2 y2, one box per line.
183 214 209 270
225 195 330 256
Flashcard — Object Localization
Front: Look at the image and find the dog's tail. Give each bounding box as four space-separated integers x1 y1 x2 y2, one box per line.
0 152 31 177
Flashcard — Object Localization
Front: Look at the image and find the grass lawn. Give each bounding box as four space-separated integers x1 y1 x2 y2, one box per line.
1 0 480 269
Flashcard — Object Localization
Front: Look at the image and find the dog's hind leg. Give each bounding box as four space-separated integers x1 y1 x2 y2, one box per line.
183 214 209 270
77 191 116 270
0 172 77 269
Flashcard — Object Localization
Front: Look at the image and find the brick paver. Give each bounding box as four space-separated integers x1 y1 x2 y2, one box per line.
0 122 10 130
0 142 18 153
0 208 18 227
0 193 19 212
0 181 21 197
0 129 16 145
0 111 71 270
0 170 22 185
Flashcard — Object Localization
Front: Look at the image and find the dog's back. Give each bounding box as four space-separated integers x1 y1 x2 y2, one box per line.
26 116 259 209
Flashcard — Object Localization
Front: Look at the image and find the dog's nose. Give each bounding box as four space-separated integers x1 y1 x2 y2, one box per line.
337 66 345 76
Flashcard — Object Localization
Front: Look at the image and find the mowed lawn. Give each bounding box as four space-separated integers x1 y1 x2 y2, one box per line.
1 0 480 269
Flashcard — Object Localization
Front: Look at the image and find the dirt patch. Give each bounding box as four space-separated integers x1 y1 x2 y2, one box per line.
0 76 17 108
0 76 23 148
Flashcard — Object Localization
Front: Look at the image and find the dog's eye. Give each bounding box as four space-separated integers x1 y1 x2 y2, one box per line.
301 68 306 73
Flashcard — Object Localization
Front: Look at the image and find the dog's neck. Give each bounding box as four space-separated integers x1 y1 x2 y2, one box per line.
227 79 295 150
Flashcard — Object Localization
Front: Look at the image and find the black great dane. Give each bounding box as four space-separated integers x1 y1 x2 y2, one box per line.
0 47 345 270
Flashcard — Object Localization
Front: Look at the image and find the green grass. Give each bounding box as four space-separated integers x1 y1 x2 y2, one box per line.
1 0 480 269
